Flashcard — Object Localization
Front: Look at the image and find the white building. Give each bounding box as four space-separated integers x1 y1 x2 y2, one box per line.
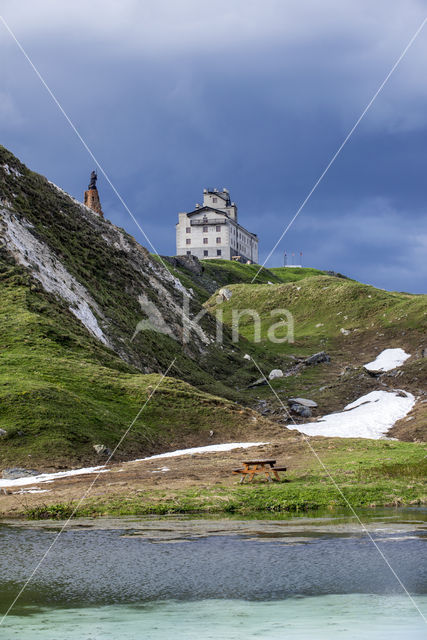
176 188 258 263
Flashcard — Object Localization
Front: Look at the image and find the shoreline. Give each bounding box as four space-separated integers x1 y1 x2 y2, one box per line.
3 481 426 520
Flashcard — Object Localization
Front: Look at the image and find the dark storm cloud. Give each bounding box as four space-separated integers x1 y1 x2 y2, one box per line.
0 0 426 291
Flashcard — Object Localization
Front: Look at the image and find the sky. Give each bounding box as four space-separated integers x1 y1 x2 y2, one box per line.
0 0 426 293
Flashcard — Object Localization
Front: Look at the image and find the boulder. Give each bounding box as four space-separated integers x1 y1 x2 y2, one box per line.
289 403 312 418
0 429 7 437
248 377 267 388
217 287 233 302
304 351 331 366
269 369 283 380
93 444 112 456
2 467 40 480
288 397 318 408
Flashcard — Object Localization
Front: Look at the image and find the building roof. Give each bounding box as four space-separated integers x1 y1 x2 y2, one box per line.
183 207 257 238
186 206 230 218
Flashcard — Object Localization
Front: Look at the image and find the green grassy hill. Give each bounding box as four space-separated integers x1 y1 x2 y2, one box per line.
205 276 427 420
205 275 426 355
0 261 279 467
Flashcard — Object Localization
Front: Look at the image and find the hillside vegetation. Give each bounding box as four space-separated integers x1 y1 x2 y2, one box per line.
205 276 426 356
0 263 280 467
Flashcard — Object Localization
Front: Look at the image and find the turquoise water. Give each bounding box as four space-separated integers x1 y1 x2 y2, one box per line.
2 596 427 639
1 510 426 638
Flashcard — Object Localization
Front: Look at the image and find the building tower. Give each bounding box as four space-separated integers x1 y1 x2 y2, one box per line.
84 170 104 216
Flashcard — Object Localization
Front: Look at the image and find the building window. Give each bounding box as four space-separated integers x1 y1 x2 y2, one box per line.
204 250 208 256
216 225 221 232
203 225 208 232
217 249 222 256
186 238 191 245
186 227 191 233
186 251 191 255
203 237 208 244
212 197 217 203
216 237 221 244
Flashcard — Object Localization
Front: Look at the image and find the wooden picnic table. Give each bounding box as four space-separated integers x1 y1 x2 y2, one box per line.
232 459 287 483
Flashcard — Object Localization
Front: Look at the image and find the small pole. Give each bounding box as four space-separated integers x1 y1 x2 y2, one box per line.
300 251 303 267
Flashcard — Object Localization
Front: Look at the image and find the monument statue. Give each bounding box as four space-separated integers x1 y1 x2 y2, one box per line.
88 170 97 190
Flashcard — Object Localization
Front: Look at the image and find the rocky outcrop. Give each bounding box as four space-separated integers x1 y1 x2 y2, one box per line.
164 254 204 276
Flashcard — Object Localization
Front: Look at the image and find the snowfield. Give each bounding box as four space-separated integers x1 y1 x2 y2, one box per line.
293 390 415 439
364 348 411 372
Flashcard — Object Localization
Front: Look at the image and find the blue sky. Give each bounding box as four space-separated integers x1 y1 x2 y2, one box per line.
1 0 426 292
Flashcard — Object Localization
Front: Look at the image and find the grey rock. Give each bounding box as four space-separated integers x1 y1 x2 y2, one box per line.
290 404 312 418
324 270 349 279
165 255 203 276
304 351 331 366
93 444 112 456
268 369 283 380
217 287 232 302
0 429 7 437
396 390 409 398
288 397 318 408
248 377 267 388
2 467 40 480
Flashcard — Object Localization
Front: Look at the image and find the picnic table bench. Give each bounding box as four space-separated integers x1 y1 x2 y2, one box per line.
232 459 287 483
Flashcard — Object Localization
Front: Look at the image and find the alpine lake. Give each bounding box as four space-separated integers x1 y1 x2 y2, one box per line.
1 507 426 639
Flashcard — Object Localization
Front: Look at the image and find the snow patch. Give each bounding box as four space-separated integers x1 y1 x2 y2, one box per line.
364 348 411 372
0 210 109 345
293 390 415 439
133 441 269 462
0 465 108 488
